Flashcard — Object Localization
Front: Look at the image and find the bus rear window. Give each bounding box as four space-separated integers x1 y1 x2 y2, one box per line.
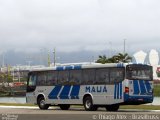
126 65 153 80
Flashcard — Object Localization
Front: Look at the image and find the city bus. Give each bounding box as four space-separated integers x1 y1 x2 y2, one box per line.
26 63 153 111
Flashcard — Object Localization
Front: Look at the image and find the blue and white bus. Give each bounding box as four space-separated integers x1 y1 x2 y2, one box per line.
26 63 153 111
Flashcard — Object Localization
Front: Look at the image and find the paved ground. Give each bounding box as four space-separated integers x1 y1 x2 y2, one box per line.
0 107 160 120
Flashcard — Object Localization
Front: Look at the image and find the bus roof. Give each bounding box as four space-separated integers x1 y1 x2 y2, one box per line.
29 62 150 72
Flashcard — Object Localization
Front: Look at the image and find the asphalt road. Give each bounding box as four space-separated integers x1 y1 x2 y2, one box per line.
0 107 160 120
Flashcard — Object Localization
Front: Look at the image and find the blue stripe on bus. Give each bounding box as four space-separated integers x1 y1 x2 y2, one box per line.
70 85 80 99
59 85 71 99
120 82 122 99
114 83 122 99
117 83 119 99
48 85 62 99
114 83 117 99
65 66 73 70
139 80 146 95
133 80 139 94
74 65 81 70
145 81 151 93
56 65 81 70
56 66 64 71
117 63 124 67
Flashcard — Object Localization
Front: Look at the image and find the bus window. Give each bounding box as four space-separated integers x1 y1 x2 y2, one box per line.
82 69 95 85
110 68 124 83
37 72 47 86
95 68 109 84
58 71 69 85
126 65 152 80
46 71 58 86
28 73 36 86
27 73 37 92
69 70 82 85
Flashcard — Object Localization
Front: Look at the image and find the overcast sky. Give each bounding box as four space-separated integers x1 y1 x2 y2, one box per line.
0 0 160 54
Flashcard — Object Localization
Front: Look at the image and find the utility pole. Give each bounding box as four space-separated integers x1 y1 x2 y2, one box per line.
48 52 51 67
124 39 126 54
2 52 5 67
53 48 56 66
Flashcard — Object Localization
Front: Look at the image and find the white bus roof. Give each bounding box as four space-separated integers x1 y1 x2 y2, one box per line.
29 62 150 72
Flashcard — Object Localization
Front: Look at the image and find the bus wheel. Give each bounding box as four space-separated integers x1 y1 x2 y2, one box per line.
105 104 119 111
83 96 97 111
37 97 49 110
59 104 70 110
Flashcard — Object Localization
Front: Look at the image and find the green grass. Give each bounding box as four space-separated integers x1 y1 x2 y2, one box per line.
120 105 160 110
154 84 160 97
0 103 35 106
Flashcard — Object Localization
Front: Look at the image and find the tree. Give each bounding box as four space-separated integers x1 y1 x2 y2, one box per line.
115 53 132 63
96 53 132 64
107 55 119 63
96 55 108 64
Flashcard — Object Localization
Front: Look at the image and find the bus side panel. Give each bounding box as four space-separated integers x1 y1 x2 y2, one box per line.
32 84 125 105
81 84 124 105
45 86 82 105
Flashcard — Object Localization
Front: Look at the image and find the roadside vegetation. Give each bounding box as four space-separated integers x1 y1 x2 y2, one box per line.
120 105 160 110
0 103 35 106
154 83 160 97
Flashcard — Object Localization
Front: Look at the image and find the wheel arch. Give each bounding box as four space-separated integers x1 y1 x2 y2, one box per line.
82 93 94 104
37 93 46 104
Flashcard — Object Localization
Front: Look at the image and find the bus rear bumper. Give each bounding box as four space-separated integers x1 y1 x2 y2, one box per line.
123 93 153 105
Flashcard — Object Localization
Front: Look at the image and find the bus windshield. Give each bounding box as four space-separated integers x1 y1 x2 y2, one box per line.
126 64 153 80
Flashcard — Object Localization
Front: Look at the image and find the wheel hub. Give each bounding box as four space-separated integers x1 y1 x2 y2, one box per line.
85 100 91 108
40 100 45 107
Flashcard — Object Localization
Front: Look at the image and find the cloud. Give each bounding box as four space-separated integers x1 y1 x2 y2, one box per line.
0 0 160 53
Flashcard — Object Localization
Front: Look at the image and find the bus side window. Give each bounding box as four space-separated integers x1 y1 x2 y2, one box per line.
110 68 124 84
69 70 82 85
82 69 95 85
95 68 109 84
58 71 69 85
37 72 47 86
46 71 57 86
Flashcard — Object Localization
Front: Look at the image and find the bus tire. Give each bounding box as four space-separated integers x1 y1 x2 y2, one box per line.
37 97 49 110
83 96 97 111
59 104 70 110
105 104 119 111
